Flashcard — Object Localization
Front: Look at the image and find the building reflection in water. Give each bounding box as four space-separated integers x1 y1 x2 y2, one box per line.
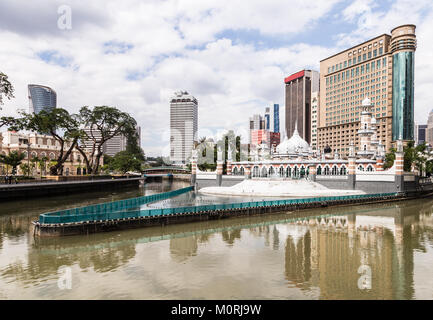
0 192 432 299
278 201 426 299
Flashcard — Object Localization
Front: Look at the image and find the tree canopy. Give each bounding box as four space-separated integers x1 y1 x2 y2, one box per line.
0 72 14 109
75 106 138 174
10 108 81 175
0 151 25 175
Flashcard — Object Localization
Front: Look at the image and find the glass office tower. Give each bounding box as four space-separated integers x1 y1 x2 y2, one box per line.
28 84 57 114
390 25 416 141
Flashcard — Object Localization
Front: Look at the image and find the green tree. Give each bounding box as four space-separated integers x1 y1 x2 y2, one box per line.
75 106 137 174
19 163 32 177
0 151 25 175
109 151 142 174
384 141 430 175
0 72 14 110
10 109 81 175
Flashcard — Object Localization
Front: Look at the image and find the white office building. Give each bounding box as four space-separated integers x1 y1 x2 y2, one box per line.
170 91 198 165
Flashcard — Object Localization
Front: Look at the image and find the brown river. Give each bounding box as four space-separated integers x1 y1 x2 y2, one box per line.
0 181 433 299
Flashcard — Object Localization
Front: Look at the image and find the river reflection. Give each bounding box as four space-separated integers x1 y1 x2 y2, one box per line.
0 182 433 299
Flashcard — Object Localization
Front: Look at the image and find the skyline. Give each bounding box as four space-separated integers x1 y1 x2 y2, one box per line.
1 0 433 156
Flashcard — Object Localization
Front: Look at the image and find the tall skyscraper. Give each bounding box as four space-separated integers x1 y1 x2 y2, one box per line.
414 123 427 146
318 24 416 156
310 92 319 150
284 70 319 144
426 110 433 146
264 108 271 130
170 91 198 165
28 84 57 114
273 104 280 133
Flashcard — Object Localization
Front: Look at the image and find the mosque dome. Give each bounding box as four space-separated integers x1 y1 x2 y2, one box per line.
276 124 310 155
362 97 372 106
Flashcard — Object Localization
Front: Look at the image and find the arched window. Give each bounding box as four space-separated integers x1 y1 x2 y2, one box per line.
366 165 374 172
317 166 322 175
324 166 330 175
77 167 82 175
293 166 299 177
358 165 365 171
240 167 245 175
22 151 28 159
364 145 367 151
261 166 268 177
300 166 306 177
253 166 259 177
40 152 46 158
286 167 291 177
233 167 239 175
31 151 37 158
340 166 347 175
279 166 284 177
269 166 275 176
332 166 338 175
49 152 55 160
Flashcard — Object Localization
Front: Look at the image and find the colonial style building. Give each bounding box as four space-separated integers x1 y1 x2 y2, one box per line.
0 131 94 176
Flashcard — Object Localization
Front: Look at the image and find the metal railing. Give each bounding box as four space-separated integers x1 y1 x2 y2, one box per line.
39 186 193 224
39 189 398 225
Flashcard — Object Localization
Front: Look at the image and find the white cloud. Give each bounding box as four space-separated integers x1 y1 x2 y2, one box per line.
1 0 432 156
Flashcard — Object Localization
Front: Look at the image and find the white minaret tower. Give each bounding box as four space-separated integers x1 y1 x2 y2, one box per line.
357 97 376 158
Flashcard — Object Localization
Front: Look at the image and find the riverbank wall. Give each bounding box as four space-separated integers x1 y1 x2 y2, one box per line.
0 177 142 201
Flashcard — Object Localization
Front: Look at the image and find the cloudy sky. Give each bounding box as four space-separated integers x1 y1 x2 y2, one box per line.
0 0 432 156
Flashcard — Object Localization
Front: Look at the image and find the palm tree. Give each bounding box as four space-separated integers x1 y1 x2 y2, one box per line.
0 151 25 175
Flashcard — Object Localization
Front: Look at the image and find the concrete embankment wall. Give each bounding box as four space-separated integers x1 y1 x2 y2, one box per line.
196 177 245 189
315 178 398 193
0 178 141 201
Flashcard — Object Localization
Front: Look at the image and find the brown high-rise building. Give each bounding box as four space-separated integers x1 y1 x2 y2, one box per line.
317 25 416 157
284 70 319 143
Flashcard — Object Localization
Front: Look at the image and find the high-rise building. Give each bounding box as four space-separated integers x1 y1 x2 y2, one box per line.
170 91 198 165
28 84 57 114
310 92 319 150
318 24 416 157
264 108 271 131
426 110 433 146
284 70 319 144
273 104 280 133
414 123 427 146
82 126 141 157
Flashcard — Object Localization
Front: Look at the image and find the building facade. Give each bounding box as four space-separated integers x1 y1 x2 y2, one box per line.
427 110 433 146
318 24 416 157
414 123 427 146
273 104 280 133
310 92 319 150
0 131 90 176
28 84 57 114
170 91 198 165
285 70 319 144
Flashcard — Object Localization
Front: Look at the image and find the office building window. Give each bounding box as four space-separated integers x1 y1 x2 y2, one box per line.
379 47 383 55
373 49 377 57
363 53 366 61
